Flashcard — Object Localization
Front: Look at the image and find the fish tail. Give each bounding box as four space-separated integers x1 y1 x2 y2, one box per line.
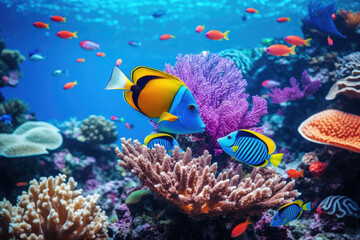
171 35 176 38
246 216 253 225
46 23 50 29
63 18 66 23
97 43 100 49
73 31 78 38
304 38 312 46
302 202 311 211
255 9 259 14
300 169 304 178
287 17 291 22
224 30 230 40
105 66 133 90
290 45 296 55
269 153 283 167
74 80 78 85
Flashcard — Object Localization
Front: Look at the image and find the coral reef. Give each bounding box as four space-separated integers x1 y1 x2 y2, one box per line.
334 52 360 79
0 121 63 158
116 138 299 219
301 151 319 165
318 195 360 218
268 70 321 104
340 9 360 29
309 161 327 178
298 109 360 153
0 98 29 133
0 174 108 240
218 48 252 74
79 115 118 144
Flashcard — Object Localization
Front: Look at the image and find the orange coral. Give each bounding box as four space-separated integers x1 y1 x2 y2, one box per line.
340 9 360 28
309 161 327 178
298 109 360 153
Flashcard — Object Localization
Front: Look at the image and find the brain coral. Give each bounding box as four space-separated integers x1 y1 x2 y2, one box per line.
80 115 117 144
0 121 63 157
298 110 360 153
0 174 108 240
318 195 360 218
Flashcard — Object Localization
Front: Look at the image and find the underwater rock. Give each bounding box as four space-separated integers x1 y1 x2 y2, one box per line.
79 115 118 144
0 44 25 87
0 98 30 133
309 161 327 178
0 174 108 239
318 195 360 218
0 121 62 158
301 151 319 165
254 212 295 240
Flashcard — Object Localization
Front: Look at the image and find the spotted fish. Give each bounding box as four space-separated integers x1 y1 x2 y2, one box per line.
217 129 283 168
270 200 311 227
144 133 183 155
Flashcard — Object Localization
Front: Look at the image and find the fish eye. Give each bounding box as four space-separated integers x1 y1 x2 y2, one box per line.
232 234 235 236
188 105 195 111
227 136 231 139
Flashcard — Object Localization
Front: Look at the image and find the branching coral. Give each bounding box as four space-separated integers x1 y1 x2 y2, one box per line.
116 138 299 219
79 115 118 144
0 174 108 240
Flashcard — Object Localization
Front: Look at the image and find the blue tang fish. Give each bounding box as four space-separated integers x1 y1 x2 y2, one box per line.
144 133 183 155
270 200 311 227
217 129 283 168
105 66 205 134
0 114 12 126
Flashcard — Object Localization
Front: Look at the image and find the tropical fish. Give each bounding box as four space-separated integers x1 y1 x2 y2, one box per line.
125 123 134 130
195 25 205 33
77 58 85 63
63 81 77 89
29 54 45 61
80 40 100 50
284 35 312 46
260 38 274 46
277 17 291 22
144 133 183 155
57 30 78 39
262 80 280 88
327 35 333 46
50 15 66 22
110 116 124 122
153 10 166 18
287 169 304 179
105 66 205 134
96 52 106 57
231 216 253 238
265 44 296 56
246 8 259 14
52 69 68 77
28 49 40 57
205 30 230 40
332 13 336 20
116 58 122 66
160 34 175 40
217 129 283 168
0 114 12 126
270 200 311 227
33 22 49 29
129 40 142 47
16 182 28 187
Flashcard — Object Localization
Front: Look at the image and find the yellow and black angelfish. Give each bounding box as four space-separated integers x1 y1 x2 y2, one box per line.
105 66 205 134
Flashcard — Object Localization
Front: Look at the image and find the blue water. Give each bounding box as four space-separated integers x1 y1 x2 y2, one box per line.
0 0 358 141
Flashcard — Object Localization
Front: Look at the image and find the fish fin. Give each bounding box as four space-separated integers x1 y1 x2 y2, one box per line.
131 66 185 86
295 211 303 220
300 169 304 178
74 80 78 85
46 23 50 29
97 43 100 49
63 18 66 23
304 38 312 46
239 129 277 154
287 17 291 22
144 133 173 146
255 9 259 14
289 45 296 55
250 160 268 168
105 67 133 90
302 202 311 211
158 112 179 123
246 216 253 225
73 31 78 38
232 146 238 152
224 30 230 40
269 153 283 167
283 53 290 56
171 35 175 38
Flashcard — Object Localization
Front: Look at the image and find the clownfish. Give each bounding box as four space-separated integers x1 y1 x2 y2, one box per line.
217 129 283 168
144 133 183 156
105 66 205 134
270 200 311 227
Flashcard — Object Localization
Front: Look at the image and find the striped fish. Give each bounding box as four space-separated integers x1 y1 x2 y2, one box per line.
317 195 360 218
270 200 311 227
144 133 182 155
217 129 283 168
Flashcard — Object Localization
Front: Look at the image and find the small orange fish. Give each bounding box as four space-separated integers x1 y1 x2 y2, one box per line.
284 35 311 46
50 15 66 22
63 81 77 89
57 30 78 39
287 169 304 178
126 123 130 130
16 182 28 187
231 216 253 238
205 30 229 40
265 44 296 56
33 22 49 29
327 35 333 46
277 17 291 22
77 58 85 63
332 13 336 20
116 58 122 66
246 8 259 14
195 25 205 33
160 34 175 40
96 52 106 57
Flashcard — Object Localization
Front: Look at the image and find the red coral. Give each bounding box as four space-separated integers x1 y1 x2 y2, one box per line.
309 161 327 178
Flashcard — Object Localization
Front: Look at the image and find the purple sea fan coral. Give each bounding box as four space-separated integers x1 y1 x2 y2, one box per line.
268 70 321 104
164 53 267 155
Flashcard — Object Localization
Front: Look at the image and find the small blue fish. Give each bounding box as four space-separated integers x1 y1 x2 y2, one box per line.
152 10 166 18
144 133 183 155
129 40 142 47
28 49 40 57
217 129 283 168
0 114 12 126
270 200 311 227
